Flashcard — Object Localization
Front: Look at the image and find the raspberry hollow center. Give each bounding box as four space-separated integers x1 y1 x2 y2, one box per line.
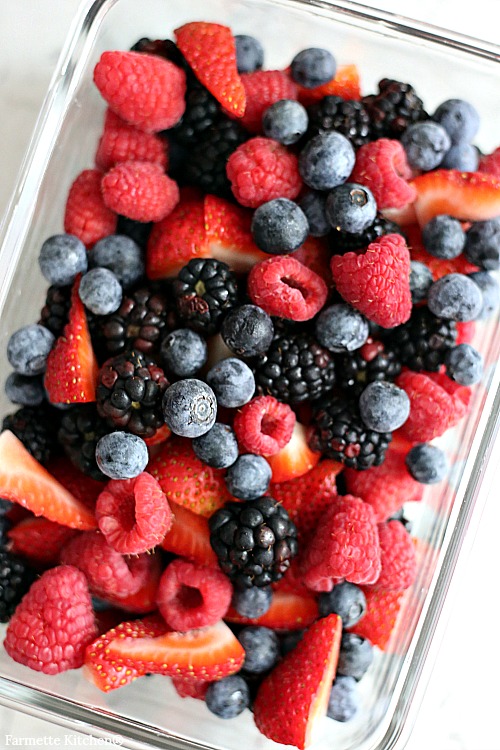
177 584 204 610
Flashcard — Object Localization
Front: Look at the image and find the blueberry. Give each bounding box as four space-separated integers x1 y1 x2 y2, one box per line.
327 675 359 722
440 143 479 171
95 431 148 479
262 99 309 145
38 234 88 287
464 218 500 270
299 132 355 191
299 192 330 237
221 305 274 358
162 379 217 438
422 215 466 260
235 35 264 74
205 674 250 719
280 630 304 656
337 632 373 681
401 121 451 171
206 358 255 408
469 271 500 318
432 98 480 144
89 234 145 289
445 343 483 385
359 381 410 433
427 273 483 321
318 582 367 628
291 48 336 89
238 626 280 674
192 422 239 469
5 373 45 407
326 183 377 234
251 198 309 254
160 329 207 377
410 261 434 303
225 454 271 500
315 304 369 353
232 586 272 619
7 325 55 377
78 268 123 315
405 443 449 484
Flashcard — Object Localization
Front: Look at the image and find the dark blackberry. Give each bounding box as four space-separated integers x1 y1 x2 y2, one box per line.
2 406 58 465
362 78 428 140
253 333 335 404
384 306 457 372
173 258 239 335
116 215 153 250
96 349 169 438
310 397 391 470
306 96 370 149
330 215 403 255
0 550 36 622
58 404 110 481
0 515 11 550
209 496 298 589
171 87 221 146
130 37 189 72
39 284 72 338
335 340 402 398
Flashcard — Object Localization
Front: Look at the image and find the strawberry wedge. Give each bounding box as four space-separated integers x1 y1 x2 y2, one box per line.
161 503 218 567
412 169 500 226
204 194 269 272
226 591 319 631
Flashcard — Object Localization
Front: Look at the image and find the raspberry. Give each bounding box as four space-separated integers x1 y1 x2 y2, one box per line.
300 494 381 592
93 51 186 133
248 255 328 321
64 169 117 249
456 320 476 345
240 70 299 133
95 109 169 171
372 520 416 591
4 565 97 675
427 370 471 420
156 558 233 630
349 139 417 210
349 587 405 650
226 137 302 208
479 146 500 178
101 161 179 223
395 370 458 442
172 677 210 700
95 472 173 554
233 396 296 456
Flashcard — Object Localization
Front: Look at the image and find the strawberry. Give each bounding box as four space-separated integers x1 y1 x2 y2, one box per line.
204 194 268 272
160 503 218 567
291 236 333 283
406 222 479 280
253 614 342 750
348 587 405 651
44 277 99 404
411 169 500 227
175 23 246 117
0 430 97 530
265 422 321 483
296 63 361 106
47 456 104 511
479 145 500 178
225 590 319 631
7 516 78 566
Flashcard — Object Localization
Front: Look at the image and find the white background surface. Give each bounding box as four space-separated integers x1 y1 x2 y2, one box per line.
1 1 500 749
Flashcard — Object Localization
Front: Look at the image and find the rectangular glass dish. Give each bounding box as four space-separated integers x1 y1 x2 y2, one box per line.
0 1 500 748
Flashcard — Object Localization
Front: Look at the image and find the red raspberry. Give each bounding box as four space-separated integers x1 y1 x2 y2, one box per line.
300 494 381 592
101 161 179 223
172 677 210 700
371 520 416 591
479 146 500 178
349 139 417 210
4 565 97 675
331 234 412 328
349 587 405 651
427 370 471 421
93 51 186 133
96 472 172 554
233 396 296 456
395 370 457 442
95 109 169 171
456 320 476 345
248 255 328 321
240 70 299 133
156 559 233 631
226 137 302 208
64 169 117 248
344 450 423 523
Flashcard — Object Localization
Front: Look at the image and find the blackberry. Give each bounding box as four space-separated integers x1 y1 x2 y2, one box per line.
310 396 391 470
335 340 402 397
209 496 298 589
2 406 58 465
306 96 370 149
362 78 428 140
253 333 335 404
330 215 403 255
130 37 189 72
171 87 221 146
384 306 457 372
39 284 72 338
116 215 153 250
0 550 36 622
173 258 239 335
96 349 169 438
0 515 12 550
58 404 110 481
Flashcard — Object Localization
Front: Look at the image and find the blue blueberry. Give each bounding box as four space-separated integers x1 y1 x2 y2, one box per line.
160 328 207 377
192 422 239 469
232 586 273 619
359 381 410 433
464 218 500 270
291 48 336 88
326 183 377 234
422 215 465 260
318 582 366 628
95 431 148 479
445 343 483 385
427 273 483 321
38 234 87 287
205 674 250 719
206 358 255 408
469 271 500 318
337 632 373 681
327 675 359 722
315 304 369 353
162 379 217 438
238 626 280 674
440 143 479 171
225 454 271 500
5 373 45 407
410 261 434 303
299 132 355 191
299 192 330 237
401 121 451 171
251 198 309 254
221 305 274 358
235 35 264 73
262 99 308 145
78 268 123 315
432 99 480 144
89 234 145 289
7 325 55 377
406 443 448 484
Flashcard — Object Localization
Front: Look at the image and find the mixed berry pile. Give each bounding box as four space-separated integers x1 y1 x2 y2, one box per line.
1 20 500 749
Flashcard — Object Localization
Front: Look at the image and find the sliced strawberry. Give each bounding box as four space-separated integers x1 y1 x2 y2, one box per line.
411 169 500 227
47 456 104 511
291 236 333 282
226 590 319 631
265 422 320 483
0 431 97 530
144 423 171 447
348 587 405 651
296 64 361 106
7 516 78 566
44 277 99 404
204 194 268 272
160 503 218 567
106 619 245 681
406 222 479 280
100 551 162 614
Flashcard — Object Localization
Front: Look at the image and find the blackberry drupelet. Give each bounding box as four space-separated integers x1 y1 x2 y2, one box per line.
39 284 72 338
306 96 370 149
130 37 189 72
310 396 391 470
58 404 110 481
2 406 58 465
173 258 239 335
335 340 401 397
209 496 298 589
253 332 335 404
362 78 428 140
171 87 221 146
0 550 36 622
0 515 12 550
96 349 169 438
116 215 153 250
384 306 457 372
330 215 403 255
